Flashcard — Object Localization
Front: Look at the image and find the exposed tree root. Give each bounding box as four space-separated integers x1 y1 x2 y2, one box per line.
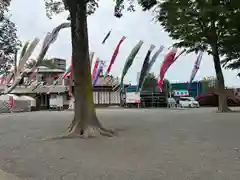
42 126 116 141
100 126 117 136
98 127 116 137
66 118 76 133
41 133 82 141
217 107 232 113
42 113 117 141
69 126 116 138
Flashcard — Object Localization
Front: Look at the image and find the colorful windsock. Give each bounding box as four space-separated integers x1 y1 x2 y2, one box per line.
119 40 144 90
101 30 112 44
136 44 155 92
189 51 203 88
105 36 126 76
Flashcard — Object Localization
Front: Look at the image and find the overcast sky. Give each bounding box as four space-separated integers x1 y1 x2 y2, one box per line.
9 0 240 87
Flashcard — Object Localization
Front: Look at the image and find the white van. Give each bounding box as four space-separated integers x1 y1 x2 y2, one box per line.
179 97 200 108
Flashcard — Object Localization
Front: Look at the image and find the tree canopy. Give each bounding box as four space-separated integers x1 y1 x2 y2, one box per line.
149 0 240 54
141 0 240 111
44 0 140 19
221 32 240 77
44 0 100 18
142 73 170 93
134 0 240 77
0 0 21 72
129 0 239 111
142 73 158 91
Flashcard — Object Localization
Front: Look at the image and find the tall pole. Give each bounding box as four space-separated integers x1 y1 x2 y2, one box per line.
13 50 17 82
197 81 199 96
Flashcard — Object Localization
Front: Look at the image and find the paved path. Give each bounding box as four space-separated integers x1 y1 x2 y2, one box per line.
0 108 240 179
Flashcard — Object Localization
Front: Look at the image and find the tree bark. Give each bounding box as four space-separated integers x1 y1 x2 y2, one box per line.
62 0 115 138
210 43 229 112
67 0 102 136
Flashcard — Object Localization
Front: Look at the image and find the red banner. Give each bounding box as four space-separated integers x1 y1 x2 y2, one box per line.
158 48 178 89
106 36 126 75
91 59 99 81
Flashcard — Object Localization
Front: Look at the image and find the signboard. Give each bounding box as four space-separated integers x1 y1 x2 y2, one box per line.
126 92 141 103
174 90 189 97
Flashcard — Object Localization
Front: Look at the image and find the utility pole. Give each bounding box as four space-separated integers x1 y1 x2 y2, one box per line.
13 50 17 82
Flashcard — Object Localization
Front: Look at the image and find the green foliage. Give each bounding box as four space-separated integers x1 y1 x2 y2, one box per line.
137 0 157 11
151 0 239 54
44 0 65 18
114 0 240 77
202 76 217 89
114 0 135 18
142 73 170 93
202 77 210 91
134 0 240 78
217 1 240 76
44 0 99 18
162 78 171 93
0 0 11 16
44 0 138 19
222 58 240 77
0 0 21 72
220 29 240 77
142 72 157 91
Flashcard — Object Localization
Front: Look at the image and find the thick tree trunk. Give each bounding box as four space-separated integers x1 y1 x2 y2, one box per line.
210 43 229 112
65 1 114 137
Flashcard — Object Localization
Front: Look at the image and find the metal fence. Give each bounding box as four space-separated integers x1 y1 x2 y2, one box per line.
93 91 121 105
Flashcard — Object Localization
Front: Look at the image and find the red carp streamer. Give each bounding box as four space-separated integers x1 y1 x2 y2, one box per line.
158 48 185 89
91 59 99 81
105 36 126 76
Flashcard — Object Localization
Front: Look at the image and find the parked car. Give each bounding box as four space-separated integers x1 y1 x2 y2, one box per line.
167 97 177 108
196 92 240 107
177 96 200 108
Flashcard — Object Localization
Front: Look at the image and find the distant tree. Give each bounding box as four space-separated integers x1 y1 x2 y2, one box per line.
162 79 171 96
142 73 158 91
0 0 21 73
123 0 240 112
142 73 170 95
115 0 240 112
202 77 211 92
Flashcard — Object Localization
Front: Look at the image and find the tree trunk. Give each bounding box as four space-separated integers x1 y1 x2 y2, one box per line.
210 43 229 112
67 1 100 135
65 1 114 137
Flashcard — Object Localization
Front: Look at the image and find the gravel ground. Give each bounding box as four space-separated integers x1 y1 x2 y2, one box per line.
0 108 240 180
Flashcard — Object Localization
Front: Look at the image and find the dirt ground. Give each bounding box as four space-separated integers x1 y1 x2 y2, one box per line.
0 108 240 180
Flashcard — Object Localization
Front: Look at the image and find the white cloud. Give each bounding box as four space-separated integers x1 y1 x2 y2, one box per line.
9 0 240 87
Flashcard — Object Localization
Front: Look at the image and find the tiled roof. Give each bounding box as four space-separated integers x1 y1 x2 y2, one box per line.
94 75 119 87
65 74 120 87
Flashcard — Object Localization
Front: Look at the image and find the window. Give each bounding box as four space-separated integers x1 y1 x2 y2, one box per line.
180 98 188 101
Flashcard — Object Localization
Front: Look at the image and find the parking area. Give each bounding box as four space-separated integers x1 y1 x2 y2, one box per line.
0 108 240 179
